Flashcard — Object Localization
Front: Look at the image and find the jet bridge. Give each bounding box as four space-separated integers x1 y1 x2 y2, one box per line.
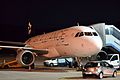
91 23 120 54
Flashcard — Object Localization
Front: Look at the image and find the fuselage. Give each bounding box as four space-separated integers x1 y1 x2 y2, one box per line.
25 26 103 58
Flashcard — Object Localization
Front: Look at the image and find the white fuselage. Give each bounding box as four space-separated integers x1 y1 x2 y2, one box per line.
25 26 103 58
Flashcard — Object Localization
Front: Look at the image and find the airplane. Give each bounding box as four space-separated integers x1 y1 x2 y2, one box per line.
0 25 103 69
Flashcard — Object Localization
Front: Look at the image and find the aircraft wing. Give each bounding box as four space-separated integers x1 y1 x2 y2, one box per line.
0 41 26 47
0 41 48 55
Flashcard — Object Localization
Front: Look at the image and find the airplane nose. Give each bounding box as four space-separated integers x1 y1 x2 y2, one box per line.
84 37 103 57
77 37 103 57
92 37 103 53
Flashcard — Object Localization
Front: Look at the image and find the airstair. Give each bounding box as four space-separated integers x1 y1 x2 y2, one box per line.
91 23 120 53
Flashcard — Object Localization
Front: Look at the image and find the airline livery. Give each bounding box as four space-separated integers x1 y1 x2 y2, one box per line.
0 25 103 68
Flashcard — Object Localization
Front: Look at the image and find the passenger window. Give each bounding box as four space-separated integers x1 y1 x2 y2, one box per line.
102 62 107 67
111 55 118 61
75 32 80 37
104 62 110 67
85 32 92 36
52 59 55 60
101 62 109 67
79 32 84 36
58 58 66 63
93 32 98 36
101 62 105 67
105 63 109 67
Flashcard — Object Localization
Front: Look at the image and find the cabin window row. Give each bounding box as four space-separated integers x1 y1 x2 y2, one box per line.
75 32 98 37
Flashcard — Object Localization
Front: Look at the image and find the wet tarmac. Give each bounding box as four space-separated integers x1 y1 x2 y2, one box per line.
0 66 120 80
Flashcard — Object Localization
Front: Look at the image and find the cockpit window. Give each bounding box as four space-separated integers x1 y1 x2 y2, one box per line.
93 32 98 36
75 32 84 37
75 32 80 37
75 32 98 37
79 32 84 36
85 32 92 36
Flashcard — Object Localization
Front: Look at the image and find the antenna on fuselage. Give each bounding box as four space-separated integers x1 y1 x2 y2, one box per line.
28 21 32 35
77 22 80 26
43 32 45 34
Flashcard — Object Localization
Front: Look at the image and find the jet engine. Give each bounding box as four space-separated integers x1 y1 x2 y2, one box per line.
16 50 35 66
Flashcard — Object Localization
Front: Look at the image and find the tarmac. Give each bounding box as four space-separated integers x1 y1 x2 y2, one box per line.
0 58 120 80
0 66 120 80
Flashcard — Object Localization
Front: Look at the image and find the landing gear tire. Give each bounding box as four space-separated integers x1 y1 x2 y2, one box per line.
4 65 9 69
50 63 54 67
83 74 86 78
25 63 35 69
112 71 117 77
30 63 35 69
98 72 103 79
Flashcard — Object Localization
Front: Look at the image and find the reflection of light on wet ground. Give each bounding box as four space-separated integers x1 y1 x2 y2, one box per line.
0 66 74 72
0 67 120 80
60 76 118 80
0 60 120 80
59 77 82 80
59 71 120 80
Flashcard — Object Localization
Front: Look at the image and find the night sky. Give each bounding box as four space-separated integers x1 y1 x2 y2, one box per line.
0 0 120 42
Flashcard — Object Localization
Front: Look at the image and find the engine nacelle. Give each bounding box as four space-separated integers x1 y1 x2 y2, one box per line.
16 50 35 66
